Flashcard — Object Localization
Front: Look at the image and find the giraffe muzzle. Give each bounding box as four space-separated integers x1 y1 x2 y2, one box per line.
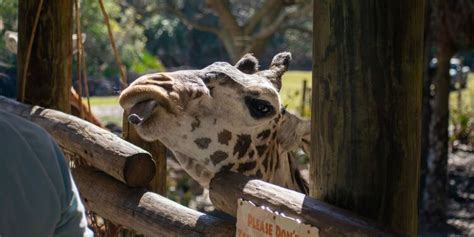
127 99 158 125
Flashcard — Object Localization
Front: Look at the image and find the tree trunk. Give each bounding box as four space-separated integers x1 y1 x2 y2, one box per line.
17 0 73 112
421 24 455 227
419 0 434 213
311 1 425 235
218 33 242 63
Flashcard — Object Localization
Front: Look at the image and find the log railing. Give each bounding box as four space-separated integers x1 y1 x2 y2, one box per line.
0 95 401 236
210 171 402 236
0 96 154 187
74 167 235 236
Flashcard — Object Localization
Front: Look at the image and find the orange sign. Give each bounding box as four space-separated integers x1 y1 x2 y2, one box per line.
236 199 319 237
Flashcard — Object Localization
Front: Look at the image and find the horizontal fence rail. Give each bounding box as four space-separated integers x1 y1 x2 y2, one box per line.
210 171 402 236
0 95 155 187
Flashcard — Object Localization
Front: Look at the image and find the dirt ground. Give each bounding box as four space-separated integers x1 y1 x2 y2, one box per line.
444 148 474 236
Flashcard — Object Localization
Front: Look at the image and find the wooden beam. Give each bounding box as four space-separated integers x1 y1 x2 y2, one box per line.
312 1 425 235
73 167 235 237
0 96 155 187
209 172 401 236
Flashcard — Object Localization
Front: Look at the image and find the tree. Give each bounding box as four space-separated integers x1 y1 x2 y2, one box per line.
312 1 425 235
80 0 154 78
165 0 312 63
420 0 474 229
17 0 73 112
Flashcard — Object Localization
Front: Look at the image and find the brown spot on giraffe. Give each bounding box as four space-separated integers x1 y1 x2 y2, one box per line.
257 129 271 140
221 163 234 171
262 151 273 171
237 161 257 173
194 138 211 149
217 129 232 145
268 150 274 172
210 150 228 165
262 153 270 171
272 131 277 139
256 144 268 157
233 134 251 159
194 91 203 98
248 150 255 159
191 116 201 131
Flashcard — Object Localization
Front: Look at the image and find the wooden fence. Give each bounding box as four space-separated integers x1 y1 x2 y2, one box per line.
0 95 401 236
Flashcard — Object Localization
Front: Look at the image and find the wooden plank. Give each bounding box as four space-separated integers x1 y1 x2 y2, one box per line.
73 167 235 237
209 171 402 236
0 96 155 187
312 1 425 235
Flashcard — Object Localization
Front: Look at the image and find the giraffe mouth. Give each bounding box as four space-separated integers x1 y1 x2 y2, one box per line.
127 99 158 125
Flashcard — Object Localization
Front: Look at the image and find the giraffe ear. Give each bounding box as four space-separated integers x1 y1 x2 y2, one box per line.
235 53 259 74
270 52 291 73
257 52 291 91
277 110 311 155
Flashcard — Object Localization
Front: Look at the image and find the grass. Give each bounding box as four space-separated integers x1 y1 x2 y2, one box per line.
84 96 119 105
449 73 474 112
449 73 474 135
281 71 312 116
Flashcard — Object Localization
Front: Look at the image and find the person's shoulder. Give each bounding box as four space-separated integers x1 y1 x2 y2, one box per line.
0 109 50 140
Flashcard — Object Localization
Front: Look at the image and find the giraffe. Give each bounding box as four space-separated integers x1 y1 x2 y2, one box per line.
119 52 311 194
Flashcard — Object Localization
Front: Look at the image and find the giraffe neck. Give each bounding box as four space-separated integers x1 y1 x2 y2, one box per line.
249 141 309 194
172 137 308 194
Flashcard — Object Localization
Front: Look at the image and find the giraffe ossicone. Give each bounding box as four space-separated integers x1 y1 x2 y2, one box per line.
119 52 311 194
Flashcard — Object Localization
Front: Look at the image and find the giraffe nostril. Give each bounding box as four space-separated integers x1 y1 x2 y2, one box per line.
128 114 143 125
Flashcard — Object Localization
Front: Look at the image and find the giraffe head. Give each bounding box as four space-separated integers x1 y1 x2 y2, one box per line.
119 52 310 190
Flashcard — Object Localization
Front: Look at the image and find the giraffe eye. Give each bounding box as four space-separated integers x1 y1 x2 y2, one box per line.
245 96 275 119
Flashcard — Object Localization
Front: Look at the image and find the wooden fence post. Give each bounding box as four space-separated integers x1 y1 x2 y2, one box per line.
300 79 308 116
123 115 167 195
312 1 425 235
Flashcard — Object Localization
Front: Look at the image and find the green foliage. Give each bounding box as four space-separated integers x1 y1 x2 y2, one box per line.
130 51 166 73
0 0 18 64
449 73 474 143
80 0 148 77
141 10 226 68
